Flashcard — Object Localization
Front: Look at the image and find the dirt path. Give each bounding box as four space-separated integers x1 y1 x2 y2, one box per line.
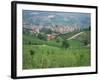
67 32 84 40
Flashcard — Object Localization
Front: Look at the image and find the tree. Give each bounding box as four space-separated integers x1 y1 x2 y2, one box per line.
30 50 35 56
83 26 91 31
40 28 52 34
89 26 91 31
62 40 69 48
28 41 32 45
79 32 90 46
30 50 35 67
56 36 63 43
37 33 47 41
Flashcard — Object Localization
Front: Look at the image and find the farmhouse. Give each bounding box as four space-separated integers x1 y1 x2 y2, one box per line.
47 34 58 40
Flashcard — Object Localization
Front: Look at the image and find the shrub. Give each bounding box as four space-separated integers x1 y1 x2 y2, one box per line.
30 50 35 56
62 40 69 48
28 41 32 45
37 33 47 41
56 36 63 43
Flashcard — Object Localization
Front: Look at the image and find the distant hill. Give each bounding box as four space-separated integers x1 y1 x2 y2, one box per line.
23 10 91 29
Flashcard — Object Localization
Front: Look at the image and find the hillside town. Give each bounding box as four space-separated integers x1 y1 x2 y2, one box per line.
23 23 82 40
23 23 81 34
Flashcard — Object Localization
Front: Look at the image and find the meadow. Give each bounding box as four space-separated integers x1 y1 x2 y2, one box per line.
23 35 91 69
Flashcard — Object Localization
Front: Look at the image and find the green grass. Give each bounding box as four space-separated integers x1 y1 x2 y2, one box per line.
23 31 91 69
23 42 90 69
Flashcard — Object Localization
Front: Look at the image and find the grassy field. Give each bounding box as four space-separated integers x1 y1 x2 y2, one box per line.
23 39 91 69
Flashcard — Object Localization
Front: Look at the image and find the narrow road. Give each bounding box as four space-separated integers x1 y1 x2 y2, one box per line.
67 32 84 40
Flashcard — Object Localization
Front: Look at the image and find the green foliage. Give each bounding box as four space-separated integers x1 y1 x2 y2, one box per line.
40 28 52 34
30 50 35 56
62 40 69 48
37 33 47 41
82 26 91 31
56 36 63 43
75 31 90 46
23 44 90 69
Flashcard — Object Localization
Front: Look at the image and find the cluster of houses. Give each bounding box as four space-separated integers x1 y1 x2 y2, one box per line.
23 23 81 40
23 23 81 33
52 24 80 34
